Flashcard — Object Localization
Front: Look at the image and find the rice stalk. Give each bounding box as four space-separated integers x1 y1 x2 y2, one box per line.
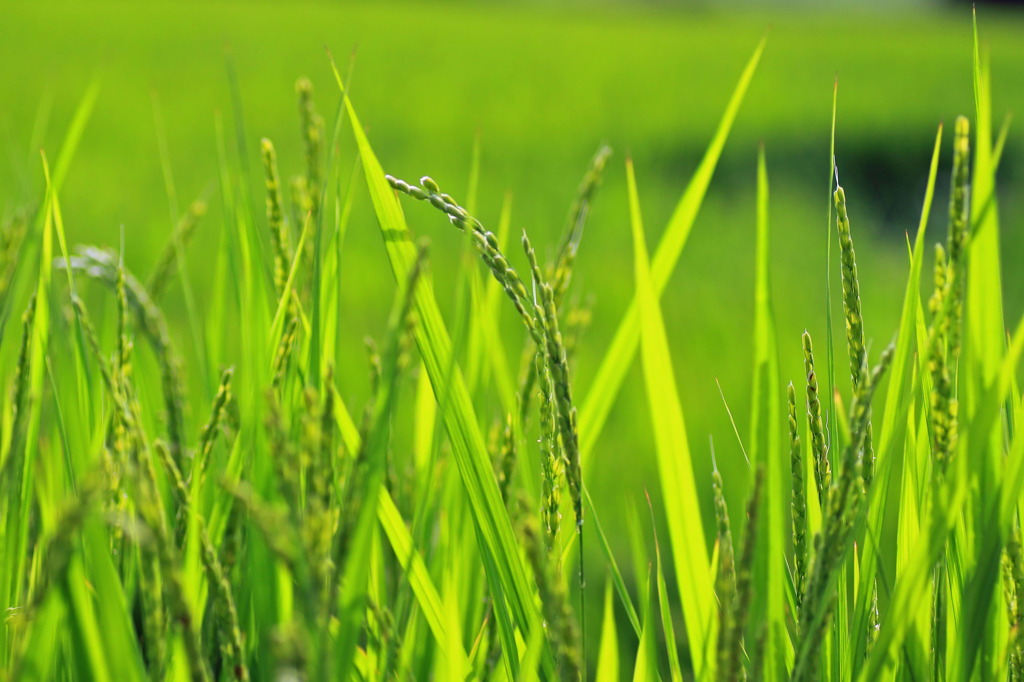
523 230 583 536
5 469 104 635
730 464 765 682
945 115 971 367
522 515 582 681
296 77 323 237
496 413 517 509
928 244 956 474
518 147 609 429
153 441 249 682
802 330 830 510
793 343 894 681
1 293 37 485
1006 522 1024 680
833 183 874 482
72 294 168 675
261 137 292 297
551 144 612 304
272 311 301 389
789 382 808 610
73 293 214 681
712 446 739 681
193 367 234 485
147 198 208 302
386 175 539 343
0 210 27 304
65 247 189 467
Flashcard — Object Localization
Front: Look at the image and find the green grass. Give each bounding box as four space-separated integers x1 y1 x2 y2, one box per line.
4 2 1024 540
3 2 1024 680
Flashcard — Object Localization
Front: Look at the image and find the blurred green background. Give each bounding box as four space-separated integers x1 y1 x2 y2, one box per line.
2 0 1023 663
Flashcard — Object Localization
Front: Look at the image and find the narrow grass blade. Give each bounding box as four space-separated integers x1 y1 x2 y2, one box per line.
51 79 100 191
586 485 642 639
749 144 790 680
647 491 683 682
596 579 620 682
378 491 472 675
849 122 943 665
578 38 765 470
632 569 657 682
952 308 1024 678
628 157 714 680
329 57 549 672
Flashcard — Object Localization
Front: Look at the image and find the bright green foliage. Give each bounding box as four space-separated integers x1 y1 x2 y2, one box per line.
4 12 1024 682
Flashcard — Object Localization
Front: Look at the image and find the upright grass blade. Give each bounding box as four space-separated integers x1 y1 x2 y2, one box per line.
862 307 1024 678
585 486 642 639
309 64 354 392
326 385 474 676
596 579 621 682
8 161 54 615
378 490 472 675
951 312 1024 678
337 244 426 680
849 123 944 666
329 55 550 675
51 79 100 192
965 9 1005 415
578 37 765 470
40 154 92 456
152 91 208 393
632 569 657 682
628 157 714 680
947 15 1010 678
647 492 683 682
820 79 841 681
749 144 790 680
2 80 100 642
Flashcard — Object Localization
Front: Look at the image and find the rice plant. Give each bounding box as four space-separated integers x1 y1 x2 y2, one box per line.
2 9 1022 682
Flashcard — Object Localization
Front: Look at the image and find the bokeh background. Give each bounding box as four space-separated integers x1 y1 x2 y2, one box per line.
3 0 1023 667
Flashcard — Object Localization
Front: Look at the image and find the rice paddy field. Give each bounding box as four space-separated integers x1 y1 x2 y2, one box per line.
3 1 1024 679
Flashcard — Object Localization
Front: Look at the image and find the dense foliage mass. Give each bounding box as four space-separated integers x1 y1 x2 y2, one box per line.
1 11 1022 682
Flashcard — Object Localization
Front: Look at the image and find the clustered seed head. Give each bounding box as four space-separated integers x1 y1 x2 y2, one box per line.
273 313 301 389
497 413 517 509
551 145 612 303
154 441 249 682
833 183 874 480
66 247 189 467
801 331 830 509
948 116 971 270
8 293 38 457
1006 524 1024 679
930 243 949 317
296 77 323 221
788 382 808 610
731 465 765 682
261 138 292 296
927 119 971 479
523 230 583 533
72 293 214 681
712 455 739 681
0 210 27 300
386 174 543 346
793 343 894 682
194 368 234 485
522 515 582 682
